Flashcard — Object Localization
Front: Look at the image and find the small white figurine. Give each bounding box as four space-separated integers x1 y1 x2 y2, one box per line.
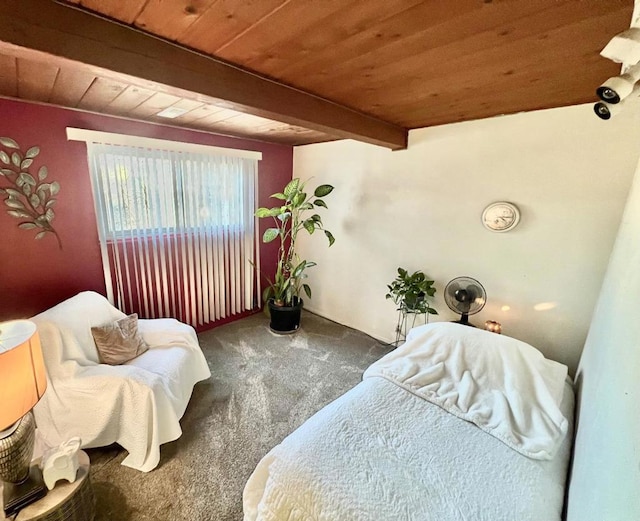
41 437 82 490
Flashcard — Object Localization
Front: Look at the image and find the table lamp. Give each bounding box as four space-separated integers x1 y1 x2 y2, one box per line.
0 320 48 517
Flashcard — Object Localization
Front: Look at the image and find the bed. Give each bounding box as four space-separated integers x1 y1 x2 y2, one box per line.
243 322 574 521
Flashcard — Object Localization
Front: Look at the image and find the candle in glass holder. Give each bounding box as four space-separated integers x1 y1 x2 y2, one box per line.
485 320 502 334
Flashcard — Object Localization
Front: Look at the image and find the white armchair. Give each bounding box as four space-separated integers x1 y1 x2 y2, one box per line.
31 291 211 472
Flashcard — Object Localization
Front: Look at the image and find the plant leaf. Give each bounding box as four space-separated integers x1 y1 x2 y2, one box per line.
314 184 334 197
25 146 40 159
255 207 272 218
19 222 37 229
324 230 335 246
262 228 279 243
269 192 287 200
38 166 48 180
303 219 315 234
0 137 19 149
35 231 47 240
303 284 312 299
283 178 300 199
313 199 328 209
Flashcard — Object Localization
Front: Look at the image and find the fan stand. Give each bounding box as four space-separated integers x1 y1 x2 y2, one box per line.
453 313 476 327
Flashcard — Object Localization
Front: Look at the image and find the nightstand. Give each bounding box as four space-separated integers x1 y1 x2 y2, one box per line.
1 451 95 521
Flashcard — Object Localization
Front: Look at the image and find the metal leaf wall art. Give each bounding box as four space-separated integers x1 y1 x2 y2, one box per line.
0 136 62 249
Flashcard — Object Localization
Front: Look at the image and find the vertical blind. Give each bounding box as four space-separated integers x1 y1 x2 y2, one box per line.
85 142 259 328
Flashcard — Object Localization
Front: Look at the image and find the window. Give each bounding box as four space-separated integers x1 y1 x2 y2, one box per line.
71 129 261 327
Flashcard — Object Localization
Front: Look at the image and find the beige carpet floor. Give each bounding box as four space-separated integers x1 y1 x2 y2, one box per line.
87 311 391 521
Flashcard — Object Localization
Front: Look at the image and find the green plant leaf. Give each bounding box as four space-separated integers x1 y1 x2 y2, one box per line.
324 230 335 246
270 192 286 200
283 178 300 199
262 227 279 243
310 214 322 222
292 259 307 277
303 284 312 299
255 207 271 218
303 219 315 234
0 137 19 149
277 211 291 222
38 166 48 180
292 191 306 206
299 202 314 210
313 199 327 209
314 184 334 197
25 146 40 159
0 151 9 164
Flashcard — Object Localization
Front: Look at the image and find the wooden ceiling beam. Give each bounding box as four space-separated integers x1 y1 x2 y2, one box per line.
0 0 407 150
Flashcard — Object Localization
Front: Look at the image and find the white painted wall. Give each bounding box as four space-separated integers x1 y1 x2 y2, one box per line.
566 160 640 520
293 103 640 374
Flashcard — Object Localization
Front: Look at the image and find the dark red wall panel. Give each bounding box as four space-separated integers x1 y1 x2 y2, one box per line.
0 98 292 322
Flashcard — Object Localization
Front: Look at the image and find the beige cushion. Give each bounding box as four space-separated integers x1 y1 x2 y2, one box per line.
91 314 149 365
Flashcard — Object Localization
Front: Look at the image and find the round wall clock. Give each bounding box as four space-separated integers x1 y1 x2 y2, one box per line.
482 202 521 232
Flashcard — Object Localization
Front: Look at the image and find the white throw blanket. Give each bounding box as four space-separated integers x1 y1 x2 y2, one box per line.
364 322 569 460
31 292 211 472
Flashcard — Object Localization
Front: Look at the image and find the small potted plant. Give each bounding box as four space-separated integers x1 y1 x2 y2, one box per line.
255 177 334 333
386 267 437 345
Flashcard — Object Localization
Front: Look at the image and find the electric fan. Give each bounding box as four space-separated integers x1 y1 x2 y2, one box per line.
444 276 487 326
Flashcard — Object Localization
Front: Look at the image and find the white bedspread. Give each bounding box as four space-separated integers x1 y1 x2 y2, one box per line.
31 292 211 472
243 324 574 521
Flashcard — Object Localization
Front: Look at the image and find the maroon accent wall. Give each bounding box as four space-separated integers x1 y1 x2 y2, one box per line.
0 98 292 322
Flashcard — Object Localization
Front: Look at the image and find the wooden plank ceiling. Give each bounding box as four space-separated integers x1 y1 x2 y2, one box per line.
0 0 633 148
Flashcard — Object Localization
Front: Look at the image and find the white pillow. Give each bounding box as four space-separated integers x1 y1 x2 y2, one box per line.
364 322 570 460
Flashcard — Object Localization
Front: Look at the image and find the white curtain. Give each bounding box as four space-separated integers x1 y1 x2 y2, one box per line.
85 142 258 327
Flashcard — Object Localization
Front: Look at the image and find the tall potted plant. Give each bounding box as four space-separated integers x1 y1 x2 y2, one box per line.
256 177 334 333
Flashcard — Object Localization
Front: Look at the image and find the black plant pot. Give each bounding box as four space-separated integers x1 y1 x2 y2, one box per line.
268 298 303 334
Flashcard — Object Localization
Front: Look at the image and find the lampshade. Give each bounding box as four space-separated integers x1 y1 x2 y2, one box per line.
0 321 47 432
